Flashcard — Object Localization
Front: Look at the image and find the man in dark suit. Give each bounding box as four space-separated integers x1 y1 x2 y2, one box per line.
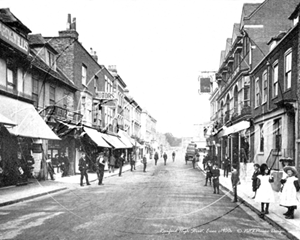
78 152 90 186
231 167 239 202
96 152 106 185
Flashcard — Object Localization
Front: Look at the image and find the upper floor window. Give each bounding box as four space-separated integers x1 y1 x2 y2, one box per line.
255 78 260 108
49 85 55 105
82 65 87 86
32 77 39 108
273 62 278 98
262 70 268 104
284 50 292 90
94 75 98 92
46 50 56 69
274 118 282 151
6 59 16 91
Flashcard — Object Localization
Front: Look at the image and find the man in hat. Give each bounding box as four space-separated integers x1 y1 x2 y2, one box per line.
96 152 106 185
78 152 90 186
279 165 299 219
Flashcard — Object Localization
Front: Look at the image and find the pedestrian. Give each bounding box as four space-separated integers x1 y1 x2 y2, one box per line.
154 152 159 165
251 163 260 199
211 163 220 194
222 155 230 177
52 154 60 174
172 151 176 162
78 152 90 186
231 166 239 202
130 154 135 171
142 155 147 172
118 153 125 177
204 160 213 186
255 163 274 217
46 154 55 180
279 166 300 219
61 152 70 177
163 152 167 165
96 152 105 185
109 151 116 173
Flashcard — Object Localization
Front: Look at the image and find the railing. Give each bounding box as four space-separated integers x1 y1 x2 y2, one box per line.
266 148 294 171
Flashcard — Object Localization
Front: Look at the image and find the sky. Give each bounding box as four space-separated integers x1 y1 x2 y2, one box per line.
0 0 263 137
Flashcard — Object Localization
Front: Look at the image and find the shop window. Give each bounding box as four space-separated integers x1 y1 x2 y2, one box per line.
259 124 264 152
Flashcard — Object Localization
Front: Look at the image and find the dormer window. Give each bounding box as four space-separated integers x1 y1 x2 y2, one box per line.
293 16 299 26
45 50 56 70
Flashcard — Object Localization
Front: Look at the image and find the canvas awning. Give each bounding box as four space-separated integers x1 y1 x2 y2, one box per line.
218 121 250 137
101 134 128 149
0 95 60 140
0 113 17 126
118 130 133 148
83 127 111 148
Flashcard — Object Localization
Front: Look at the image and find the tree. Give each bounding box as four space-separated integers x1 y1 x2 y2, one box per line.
164 133 182 147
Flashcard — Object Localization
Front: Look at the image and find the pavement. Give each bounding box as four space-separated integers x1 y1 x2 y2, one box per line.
1 157 300 240
196 162 300 240
0 161 141 207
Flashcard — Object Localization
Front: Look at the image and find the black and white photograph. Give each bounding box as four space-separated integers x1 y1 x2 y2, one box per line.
0 0 300 239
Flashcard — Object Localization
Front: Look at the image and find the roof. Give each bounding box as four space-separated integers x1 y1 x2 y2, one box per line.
267 31 287 45
0 8 31 35
289 2 300 20
241 3 262 20
28 34 59 54
28 51 78 90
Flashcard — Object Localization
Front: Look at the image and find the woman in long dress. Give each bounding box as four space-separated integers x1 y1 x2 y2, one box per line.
255 163 274 217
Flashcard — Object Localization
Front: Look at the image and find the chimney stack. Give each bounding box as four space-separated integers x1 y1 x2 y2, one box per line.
59 13 79 40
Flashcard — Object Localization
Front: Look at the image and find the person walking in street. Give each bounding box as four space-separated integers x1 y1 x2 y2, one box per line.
154 152 159 166
52 154 60 174
211 163 220 194
204 160 212 186
46 154 55 180
61 152 70 177
118 153 125 177
109 151 116 173
279 166 300 219
222 155 230 178
255 163 274 217
163 152 168 165
130 153 135 171
251 163 260 199
96 152 106 185
142 155 147 172
172 151 176 162
231 167 239 202
78 152 90 187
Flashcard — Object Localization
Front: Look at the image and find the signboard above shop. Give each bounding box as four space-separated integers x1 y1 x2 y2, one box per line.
198 77 211 93
96 91 117 100
0 21 29 54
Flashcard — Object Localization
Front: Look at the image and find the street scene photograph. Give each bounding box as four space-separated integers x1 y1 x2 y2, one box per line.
0 0 300 239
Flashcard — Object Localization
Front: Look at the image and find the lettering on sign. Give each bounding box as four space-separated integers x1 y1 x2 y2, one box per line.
96 91 116 100
0 22 29 54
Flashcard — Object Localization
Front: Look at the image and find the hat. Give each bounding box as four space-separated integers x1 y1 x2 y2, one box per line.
283 166 298 176
279 157 293 162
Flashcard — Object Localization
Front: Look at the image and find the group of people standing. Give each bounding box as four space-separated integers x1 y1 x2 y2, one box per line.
46 152 70 181
203 160 221 194
251 160 300 219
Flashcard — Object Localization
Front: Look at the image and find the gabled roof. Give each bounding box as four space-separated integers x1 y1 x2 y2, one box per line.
0 8 31 36
28 34 59 54
289 2 300 20
232 23 241 43
219 51 225 68
28 51 78 91
225 38 232 57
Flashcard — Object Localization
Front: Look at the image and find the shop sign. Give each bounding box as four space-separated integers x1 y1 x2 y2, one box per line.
0 22 29 54
96 91 117 100
198 77 211 93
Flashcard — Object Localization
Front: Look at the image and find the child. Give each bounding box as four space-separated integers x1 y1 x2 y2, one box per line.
251 163 260 199
204 161 213 186
211 163 220 194
280 166 300 219
255 163 274 217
